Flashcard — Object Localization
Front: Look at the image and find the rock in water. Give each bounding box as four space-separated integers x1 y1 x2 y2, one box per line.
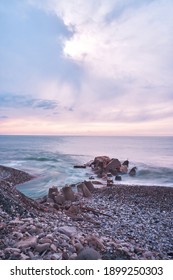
122 160 129 167
115 175 122 181
129 167 137 176
105 158 121 173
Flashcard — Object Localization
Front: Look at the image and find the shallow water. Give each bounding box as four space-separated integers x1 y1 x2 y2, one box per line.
0 135 173 198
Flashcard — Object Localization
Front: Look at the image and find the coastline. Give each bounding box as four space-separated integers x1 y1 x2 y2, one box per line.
0 165 173 260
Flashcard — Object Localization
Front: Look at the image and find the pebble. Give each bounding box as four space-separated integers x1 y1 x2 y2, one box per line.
1 165 173 260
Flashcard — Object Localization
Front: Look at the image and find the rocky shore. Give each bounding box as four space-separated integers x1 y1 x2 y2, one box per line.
0 163 173 260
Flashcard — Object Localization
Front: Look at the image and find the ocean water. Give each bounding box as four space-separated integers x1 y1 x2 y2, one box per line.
0 135 173 198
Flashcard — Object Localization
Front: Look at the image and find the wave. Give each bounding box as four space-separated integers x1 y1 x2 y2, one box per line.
24 156 60 163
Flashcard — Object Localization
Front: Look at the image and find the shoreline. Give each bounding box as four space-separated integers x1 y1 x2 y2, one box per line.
0 164 173 260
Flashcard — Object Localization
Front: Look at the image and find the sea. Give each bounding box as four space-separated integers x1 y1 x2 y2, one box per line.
0 135 173 199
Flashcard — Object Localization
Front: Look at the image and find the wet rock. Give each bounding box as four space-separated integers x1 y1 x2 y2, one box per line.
93 156 111 169
105 158 121 173
122 160 129 167
120 165 128 174
115 175 122 181
129 167 137 176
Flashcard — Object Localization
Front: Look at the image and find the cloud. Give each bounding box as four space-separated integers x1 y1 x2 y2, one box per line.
0 115 8 119
0 0 173 135
0 92 59 111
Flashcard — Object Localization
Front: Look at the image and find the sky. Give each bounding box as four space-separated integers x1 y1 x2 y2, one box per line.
0 0 173 136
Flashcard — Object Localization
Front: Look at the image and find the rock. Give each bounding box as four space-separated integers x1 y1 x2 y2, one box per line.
53 203 60 210
51 253 62 260
62 186 75 201
13 232 23 239
20 253 30 260
35 243 50 253
58 226 78 238
107 179 113 186
120 165 128 174
50 244 57 252
115 175 122 181
84 181 95 192
54 194 65 205
87 235 105 250
39 237 52 244
75 247 101 260
129 167 137 176
73 165 86 168
48 186 59 200
105 158 121 173
16 236 37 249
122 160 129 167
77 183 92 198
93 156 111 168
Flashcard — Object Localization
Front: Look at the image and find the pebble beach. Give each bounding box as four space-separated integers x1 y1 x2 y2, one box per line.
0 163 173 260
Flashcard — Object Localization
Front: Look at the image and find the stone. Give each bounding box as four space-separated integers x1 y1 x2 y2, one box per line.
16 236 37 249
35 243 50 253
39 238 52 244
120 165 128 174
20 253 30 260
84 181 95 192
115 175 122 181
48 186 59 200
58 226 78 238
62 186 75 201
105 158 121 173
50 244 57 252
75 247 101 260
73 165 86 168
77 183 92 198
129 167 137 176
93 156 111 169
54 194 65 205
87 235 105 250
122 160 129 167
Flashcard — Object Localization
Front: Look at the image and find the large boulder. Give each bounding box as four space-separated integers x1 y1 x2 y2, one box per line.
62 186 75 201
92 156 111 169
120 165 128 174
105 158 121 173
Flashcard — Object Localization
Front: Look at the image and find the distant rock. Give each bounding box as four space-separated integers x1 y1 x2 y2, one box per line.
129 167 137 176
105 158 121 173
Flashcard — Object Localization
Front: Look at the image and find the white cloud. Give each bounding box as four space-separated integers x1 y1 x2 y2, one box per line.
1 0 173 134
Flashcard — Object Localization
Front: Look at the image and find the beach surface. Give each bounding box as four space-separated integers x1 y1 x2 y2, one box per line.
0 165 173 260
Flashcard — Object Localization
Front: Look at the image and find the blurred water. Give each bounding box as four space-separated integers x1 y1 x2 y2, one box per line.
0 135 173 198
